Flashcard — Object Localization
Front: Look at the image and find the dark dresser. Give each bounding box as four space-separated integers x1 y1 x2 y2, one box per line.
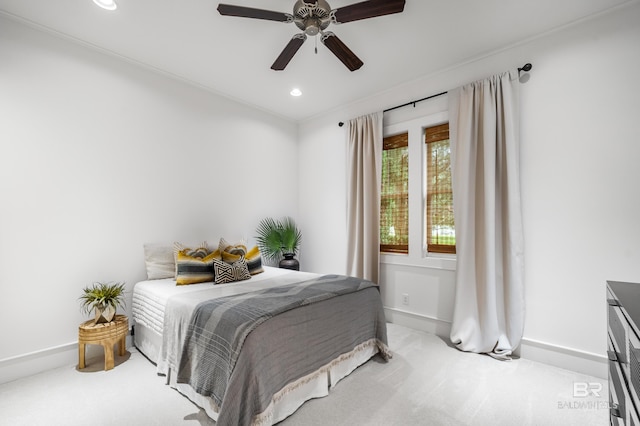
608 281 640 425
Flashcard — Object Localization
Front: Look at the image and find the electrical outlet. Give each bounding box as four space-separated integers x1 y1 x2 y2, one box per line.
402 293 409 305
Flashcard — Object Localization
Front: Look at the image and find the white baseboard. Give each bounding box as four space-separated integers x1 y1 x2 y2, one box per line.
384 307 607 379
518 337 607 379
384 307 453 337
0 342 78 385
0 335 134 385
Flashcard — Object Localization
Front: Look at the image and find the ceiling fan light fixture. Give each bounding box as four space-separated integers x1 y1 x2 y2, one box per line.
218 0 406 71
293 0 331 35
93 0 117 11
290 88 303 97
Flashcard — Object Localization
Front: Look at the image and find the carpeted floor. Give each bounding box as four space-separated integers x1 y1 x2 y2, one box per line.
0 323 608 426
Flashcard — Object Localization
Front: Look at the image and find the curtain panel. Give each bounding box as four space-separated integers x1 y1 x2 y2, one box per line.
346 112 383 283
448 70 525 360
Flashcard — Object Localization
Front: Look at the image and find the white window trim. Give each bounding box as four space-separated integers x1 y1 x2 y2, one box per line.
381 111 456 271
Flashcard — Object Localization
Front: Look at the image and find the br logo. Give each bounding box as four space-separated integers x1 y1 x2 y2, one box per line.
573 382 603 397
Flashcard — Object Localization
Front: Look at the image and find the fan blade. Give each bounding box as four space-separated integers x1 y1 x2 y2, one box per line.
332 0 405 24
321 32 363 71
271 34 307 71
217 4 292 22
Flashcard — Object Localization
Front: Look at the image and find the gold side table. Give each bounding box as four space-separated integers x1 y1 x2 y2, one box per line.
78 314 128 371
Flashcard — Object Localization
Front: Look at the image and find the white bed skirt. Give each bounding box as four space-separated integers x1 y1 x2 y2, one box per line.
134 322 378 425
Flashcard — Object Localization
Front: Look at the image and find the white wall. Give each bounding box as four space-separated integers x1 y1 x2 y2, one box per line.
298 3 640 377
0 16 298 382
2 2 639 384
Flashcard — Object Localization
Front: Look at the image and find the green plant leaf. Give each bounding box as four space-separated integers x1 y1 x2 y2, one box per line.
256 217 283 262
255 216 302 262
279 216 302 254
79 282 126 315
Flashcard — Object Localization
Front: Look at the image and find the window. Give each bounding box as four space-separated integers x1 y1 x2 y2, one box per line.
425 123 456 254
380 111 455 261
380 133 409 254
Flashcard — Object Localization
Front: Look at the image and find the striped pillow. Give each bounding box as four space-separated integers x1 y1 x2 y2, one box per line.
173 241 209 278
222 250 242 263
174 241 209 258
213 257 251 284
175 249 217 285
218 238 247 257
245 246 264 275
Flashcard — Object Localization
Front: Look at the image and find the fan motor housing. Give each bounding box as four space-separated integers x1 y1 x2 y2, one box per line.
293 0 332 36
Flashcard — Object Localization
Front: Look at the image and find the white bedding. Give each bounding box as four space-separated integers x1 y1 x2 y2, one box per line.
132 266 316 358
131 266 383 425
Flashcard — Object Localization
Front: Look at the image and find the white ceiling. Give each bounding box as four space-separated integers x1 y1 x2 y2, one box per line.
0 0 634 121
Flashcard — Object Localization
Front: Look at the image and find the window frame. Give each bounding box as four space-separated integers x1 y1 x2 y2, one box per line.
380 110 456 271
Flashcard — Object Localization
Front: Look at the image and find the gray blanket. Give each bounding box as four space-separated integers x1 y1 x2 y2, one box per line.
176 274 389 426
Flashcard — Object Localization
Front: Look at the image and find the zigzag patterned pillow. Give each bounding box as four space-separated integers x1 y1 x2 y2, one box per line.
213 257 251 284
175 249 217 285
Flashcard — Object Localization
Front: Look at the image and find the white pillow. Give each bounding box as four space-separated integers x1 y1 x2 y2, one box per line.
144 241 215 280
143 243 175 280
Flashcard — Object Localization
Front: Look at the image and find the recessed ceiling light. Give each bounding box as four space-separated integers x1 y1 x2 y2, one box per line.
93 0 117 11
290 88 302 97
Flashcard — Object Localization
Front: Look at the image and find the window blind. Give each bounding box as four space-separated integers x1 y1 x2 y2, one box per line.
380 132 409 254
425 123 456 254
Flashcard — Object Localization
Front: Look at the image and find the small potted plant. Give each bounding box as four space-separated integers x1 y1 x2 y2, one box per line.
79 282 126 325
256 216 302 270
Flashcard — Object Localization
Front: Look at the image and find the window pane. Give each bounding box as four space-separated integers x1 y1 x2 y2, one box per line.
425 124 455 254
380 133 408 254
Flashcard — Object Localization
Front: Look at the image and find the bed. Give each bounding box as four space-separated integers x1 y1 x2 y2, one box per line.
131 264 390 425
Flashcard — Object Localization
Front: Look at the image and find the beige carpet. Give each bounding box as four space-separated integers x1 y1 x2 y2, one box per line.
0 323 608 425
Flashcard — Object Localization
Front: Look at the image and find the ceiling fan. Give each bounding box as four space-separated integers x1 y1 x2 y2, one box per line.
217 0 406 71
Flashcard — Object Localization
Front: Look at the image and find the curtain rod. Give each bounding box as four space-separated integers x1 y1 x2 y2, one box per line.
338 63 532 127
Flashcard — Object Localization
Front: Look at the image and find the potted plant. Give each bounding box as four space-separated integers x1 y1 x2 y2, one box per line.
79 281 126 325
255 216 302 270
